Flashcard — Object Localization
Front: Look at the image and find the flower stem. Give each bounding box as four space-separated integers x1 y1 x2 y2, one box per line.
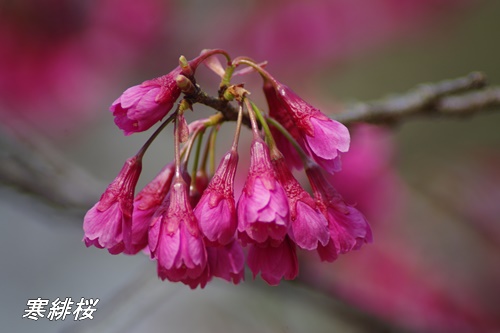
249 101 276 150
174 112 182 178
209 125 219 175
136 109 177 159
233 59 277 87
266 116 312 164
244 97 261 140
191 128 205 178
231 103 244 151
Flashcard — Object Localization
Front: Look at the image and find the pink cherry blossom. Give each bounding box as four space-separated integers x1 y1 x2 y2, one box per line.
265 78 350 173
237 138 290 244
207 240 245 284
148 176 207 287
132 162 175 253
247 237 298 286
272 156 329 250
306 165 372 258
110 69 182 135
83 156 142 254
195 150 238 246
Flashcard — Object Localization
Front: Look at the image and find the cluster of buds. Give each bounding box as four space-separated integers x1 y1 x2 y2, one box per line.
83 49 372 288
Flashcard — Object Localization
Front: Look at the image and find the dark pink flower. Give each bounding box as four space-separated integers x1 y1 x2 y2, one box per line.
194 150 238 246
237 138 290 244
272 156 329 250
207 240 245 284
110 50 227 135
110 69 182 135
306 165 372 258
148 176 207 287
247 237 298 286
83 156 142 254
265 79 350 173
264 81 303 170
132 162 175 253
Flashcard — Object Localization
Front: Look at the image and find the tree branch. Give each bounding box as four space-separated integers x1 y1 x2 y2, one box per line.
333 72 500 125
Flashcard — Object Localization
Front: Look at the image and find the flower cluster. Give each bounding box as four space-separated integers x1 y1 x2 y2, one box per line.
83 49 372 288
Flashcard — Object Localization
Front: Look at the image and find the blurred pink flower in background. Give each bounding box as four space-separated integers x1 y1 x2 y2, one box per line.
300 125 500 333
0 0 169 136
209 0 475 74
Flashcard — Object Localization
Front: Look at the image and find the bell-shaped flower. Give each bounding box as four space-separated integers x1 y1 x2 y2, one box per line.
272 156 329 250
306 165 372 260
247 237 298 286
132 162 175 253
264 78 350 173
195 150 238 246
237 138 290 244
110 68 182 135
148 176 207 286
207 240 245 285
83 156 142 254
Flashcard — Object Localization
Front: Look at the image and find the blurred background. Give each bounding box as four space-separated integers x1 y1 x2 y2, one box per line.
1 0 500 332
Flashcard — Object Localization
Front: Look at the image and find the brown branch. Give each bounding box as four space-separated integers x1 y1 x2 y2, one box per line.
333 72 500 125
186 72 499 128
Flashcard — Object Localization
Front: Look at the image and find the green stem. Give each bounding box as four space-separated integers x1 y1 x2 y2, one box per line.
243 98 261 139
173 112 183 178
221 65 235 88
209 125 219 175
191 129 205 178
266 116 311 164
249 101 276 150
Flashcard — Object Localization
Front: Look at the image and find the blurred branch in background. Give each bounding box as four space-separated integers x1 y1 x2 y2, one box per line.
1 72 499 210
335 72 500 124
0 117 102 209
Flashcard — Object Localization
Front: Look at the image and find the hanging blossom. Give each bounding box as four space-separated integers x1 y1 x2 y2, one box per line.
82 49 372 288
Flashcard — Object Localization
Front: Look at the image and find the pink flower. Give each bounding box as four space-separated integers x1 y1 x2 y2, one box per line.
207 240 245 284
272 156 329 250
247 237 298 286
265 78 350 173
83 156 142 254
110 69 182 135
264 81 303 170
306 165 372 258
132 162 175 253
237 138 290 244
148 176 207 287
194 150 238 246
110 50 228 135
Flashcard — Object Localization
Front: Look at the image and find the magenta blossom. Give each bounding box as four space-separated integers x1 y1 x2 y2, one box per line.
194 150 238 246
110 69 182 135
207 240 245 284
110 50 228 135
237 138 290 244
247 237 299 286
83 155 142 254
272 156 329 250
265 78 350 173
148 176 207 287
132 162 175 253
306 165 372 259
